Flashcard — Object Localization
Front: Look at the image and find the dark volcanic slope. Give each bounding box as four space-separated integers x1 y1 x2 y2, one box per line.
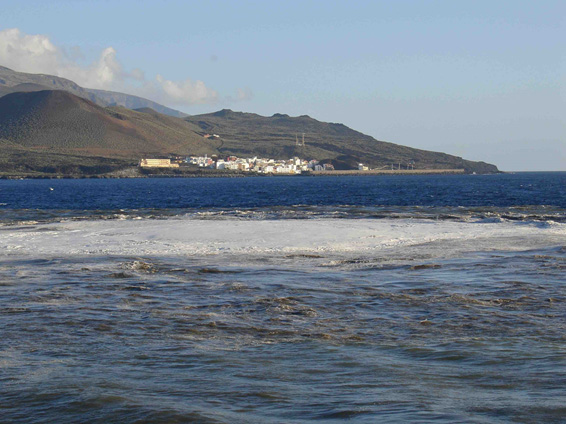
0 65 187 118
0 90 214 158
186 109 499 173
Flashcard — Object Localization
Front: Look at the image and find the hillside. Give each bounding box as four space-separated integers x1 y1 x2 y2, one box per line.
185 110 499 173
0 90 214 160
0 65 187 118
0 90 499 176
0 139 134 177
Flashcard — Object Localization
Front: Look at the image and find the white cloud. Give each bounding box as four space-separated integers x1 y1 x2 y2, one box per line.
0 28 60 75
154 74 218 105
0 28 231 107
87 47 122 88
0 28 128 90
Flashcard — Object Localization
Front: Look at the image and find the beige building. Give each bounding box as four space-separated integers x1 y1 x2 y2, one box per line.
139 159 179 168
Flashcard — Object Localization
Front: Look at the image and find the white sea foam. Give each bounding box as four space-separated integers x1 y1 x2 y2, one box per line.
1 218 564 265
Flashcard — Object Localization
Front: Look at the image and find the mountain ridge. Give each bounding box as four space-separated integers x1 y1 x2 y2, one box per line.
0 65 188 118
86 88 188 118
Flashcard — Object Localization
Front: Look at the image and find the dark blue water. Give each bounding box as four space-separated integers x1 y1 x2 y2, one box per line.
1 173 565 224
1 173 565 210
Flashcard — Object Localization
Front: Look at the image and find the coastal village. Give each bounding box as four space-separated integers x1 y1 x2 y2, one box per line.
140 155 339 174
138 154 450 174
139 154 467 175
137 132 467 175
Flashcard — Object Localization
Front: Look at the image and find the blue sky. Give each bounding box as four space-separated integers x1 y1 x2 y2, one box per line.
1 0 564 170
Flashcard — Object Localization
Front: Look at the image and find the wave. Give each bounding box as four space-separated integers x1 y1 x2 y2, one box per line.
1 204 565 226
1 215 564 266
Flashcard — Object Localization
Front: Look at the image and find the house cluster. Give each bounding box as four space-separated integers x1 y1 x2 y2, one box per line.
139 156 407 173
186 155 335 174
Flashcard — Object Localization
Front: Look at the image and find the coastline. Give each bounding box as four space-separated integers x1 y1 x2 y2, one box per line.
0 167 473 180
310 168 466 176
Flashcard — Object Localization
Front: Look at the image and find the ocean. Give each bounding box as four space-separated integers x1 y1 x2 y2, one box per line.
1 173 565 423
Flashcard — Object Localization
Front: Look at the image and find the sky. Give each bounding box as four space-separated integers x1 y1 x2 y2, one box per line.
0 0 564 171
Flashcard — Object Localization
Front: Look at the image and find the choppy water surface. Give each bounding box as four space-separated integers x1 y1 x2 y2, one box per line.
1 173 566 423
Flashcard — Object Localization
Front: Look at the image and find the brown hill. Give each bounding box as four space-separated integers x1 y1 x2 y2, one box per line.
0 90 214 159
185 110 499 173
